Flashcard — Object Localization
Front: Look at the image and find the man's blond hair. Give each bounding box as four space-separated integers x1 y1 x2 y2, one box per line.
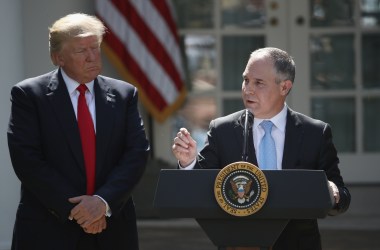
49 13 106 65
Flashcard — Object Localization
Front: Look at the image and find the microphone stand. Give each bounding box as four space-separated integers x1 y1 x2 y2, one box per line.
241 109 253 161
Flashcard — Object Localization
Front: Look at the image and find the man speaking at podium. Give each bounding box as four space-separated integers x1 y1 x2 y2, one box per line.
172 47 351 250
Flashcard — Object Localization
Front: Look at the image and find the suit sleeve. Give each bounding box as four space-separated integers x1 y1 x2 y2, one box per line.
93 86 149 217
320 124 351 215
7 85 81 222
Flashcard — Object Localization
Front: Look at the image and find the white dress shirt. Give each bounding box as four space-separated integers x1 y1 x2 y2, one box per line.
61 70 96 131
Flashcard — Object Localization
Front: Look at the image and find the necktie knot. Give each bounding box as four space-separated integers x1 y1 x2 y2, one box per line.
261 120 273 134
77 84 88 95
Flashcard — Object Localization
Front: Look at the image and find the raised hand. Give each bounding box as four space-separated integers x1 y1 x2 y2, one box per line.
172 128 198 167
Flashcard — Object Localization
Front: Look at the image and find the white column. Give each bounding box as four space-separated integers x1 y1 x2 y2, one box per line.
0 0 23 249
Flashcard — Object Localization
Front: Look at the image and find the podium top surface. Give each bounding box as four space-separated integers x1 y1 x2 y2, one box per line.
154 169 333 219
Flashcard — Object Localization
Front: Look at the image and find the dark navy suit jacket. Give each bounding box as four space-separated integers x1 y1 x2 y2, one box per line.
8 69 150 250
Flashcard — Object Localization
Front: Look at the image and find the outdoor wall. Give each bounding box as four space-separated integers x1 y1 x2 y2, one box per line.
0 0 23 248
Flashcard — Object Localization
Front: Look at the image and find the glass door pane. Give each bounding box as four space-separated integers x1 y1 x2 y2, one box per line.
310 34 355 90
363 97 380 152
223 99 245 116
183 35 217 92
361 0 380 27
310 0 354 27
222 36 265 91
172 0 214 28
312 97 356 152
362 34 380 89
221 0 266 28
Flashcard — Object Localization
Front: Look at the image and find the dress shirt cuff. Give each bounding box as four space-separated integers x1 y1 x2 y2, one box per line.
178 159 196 170
94 195 112 217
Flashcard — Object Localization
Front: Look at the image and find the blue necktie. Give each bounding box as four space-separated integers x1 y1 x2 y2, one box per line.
259 120 277 170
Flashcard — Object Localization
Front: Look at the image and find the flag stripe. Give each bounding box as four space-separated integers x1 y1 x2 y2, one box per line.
98 0 178 104
111 0 183 91
95 0 186 122
130 0 184 81
102 28 167 110
151 0 179 43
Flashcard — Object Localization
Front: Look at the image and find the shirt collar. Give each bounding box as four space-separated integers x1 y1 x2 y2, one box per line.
60 68 95 96
253 104 288 132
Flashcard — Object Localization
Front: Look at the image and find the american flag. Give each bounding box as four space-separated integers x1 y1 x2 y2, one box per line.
95 0 186 122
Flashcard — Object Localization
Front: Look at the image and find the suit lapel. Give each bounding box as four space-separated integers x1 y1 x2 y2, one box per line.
46 70 84 172
232 108 302 169
282 108 303 169
94 77 115 176
47 72 116 182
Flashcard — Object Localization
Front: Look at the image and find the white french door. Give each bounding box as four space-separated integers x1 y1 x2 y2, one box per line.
288 0 380 183
154 0 380 183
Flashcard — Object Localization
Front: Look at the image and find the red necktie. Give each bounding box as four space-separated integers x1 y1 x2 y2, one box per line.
77 84 96 195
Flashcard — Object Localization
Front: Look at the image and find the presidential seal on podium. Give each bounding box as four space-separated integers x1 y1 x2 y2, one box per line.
214 162 268 217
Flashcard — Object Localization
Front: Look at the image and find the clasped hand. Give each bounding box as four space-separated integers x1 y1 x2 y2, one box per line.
68 195 107 234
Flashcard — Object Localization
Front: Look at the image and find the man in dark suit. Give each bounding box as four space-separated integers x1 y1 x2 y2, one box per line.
172 47 350 250
7 13 149 250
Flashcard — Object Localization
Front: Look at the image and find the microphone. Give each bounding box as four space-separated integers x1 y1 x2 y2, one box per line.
240 109 254 161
